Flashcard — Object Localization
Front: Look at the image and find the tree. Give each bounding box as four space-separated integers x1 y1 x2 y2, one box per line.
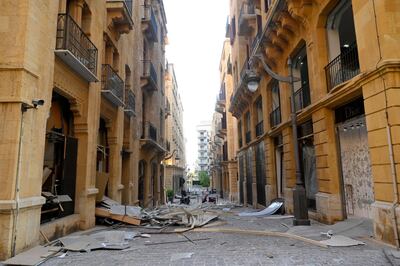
198 171 210 187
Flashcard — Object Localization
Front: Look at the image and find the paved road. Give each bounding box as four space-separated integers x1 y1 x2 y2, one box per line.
42 207 396 266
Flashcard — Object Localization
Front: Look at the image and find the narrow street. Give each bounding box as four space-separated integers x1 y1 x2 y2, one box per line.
39 205 396 266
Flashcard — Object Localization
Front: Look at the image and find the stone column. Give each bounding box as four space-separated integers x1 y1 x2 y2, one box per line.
312 108 344 223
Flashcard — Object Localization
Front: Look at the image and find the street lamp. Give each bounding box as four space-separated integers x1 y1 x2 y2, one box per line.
246 69 261 92
247 54 310 226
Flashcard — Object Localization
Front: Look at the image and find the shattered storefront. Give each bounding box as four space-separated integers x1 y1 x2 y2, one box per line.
298 120 318 210
336 98 374 218
42 92 78 223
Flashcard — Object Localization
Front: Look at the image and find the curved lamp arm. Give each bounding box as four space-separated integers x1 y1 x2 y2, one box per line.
165 149 178 160
250 54 300 83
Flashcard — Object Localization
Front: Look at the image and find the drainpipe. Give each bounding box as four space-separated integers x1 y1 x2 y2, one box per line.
372 0 400 248
11 104 26 257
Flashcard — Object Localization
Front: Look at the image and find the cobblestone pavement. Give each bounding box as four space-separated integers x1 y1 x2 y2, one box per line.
42 207 397 266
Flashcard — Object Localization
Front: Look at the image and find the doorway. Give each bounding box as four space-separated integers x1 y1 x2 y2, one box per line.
298 120 317 210
246 148 253 205
255 141 266 206
336 99 374 218
41 92 77 223
274 135 285 198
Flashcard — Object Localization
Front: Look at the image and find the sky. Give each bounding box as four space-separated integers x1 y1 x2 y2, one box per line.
164 0 229 170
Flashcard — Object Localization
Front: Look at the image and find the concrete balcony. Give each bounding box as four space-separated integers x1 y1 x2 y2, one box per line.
101 64 124 107
238 1 256 36
140 60 159 92
141 5 158 42
140 122 166 152
124 89 136 117
55 14 98 82
106 0 134 34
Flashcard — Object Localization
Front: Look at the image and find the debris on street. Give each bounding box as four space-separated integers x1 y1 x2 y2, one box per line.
319 235 365 247
238 200 284 217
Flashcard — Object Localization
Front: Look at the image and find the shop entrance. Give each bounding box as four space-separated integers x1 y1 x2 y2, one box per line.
336 98 374 218
41 92 77 223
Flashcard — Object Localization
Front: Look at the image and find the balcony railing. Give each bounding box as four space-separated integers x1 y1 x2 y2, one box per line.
255 121 264 137
245 131 251 144
238 1 256 36
142 122 157 142
124 89 135 116
142 5 158 42
325 43 360 91
55 14 98 82
101 64 124 106
125 0 133 15
142 60 158 91
293 84 311 112
270 106 281 128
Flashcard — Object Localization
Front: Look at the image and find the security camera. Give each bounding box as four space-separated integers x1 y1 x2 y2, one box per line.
32 99 44 108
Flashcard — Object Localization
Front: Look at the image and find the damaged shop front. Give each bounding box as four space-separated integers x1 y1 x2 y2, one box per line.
41 92 78 223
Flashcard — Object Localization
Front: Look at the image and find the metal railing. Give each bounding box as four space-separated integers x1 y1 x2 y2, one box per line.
270 106 281 127
255 121 264 137
124 0 133 15
218 83 226 102
142 60 158 86
101 64 124 102
56 14 98 75
239 1 255 22
251 30 263 54
142 122 157 142
325 43 360 91
125 89 135 112
293 84 311 112
245 131 251 144
239 59 249 83
142 5 158 41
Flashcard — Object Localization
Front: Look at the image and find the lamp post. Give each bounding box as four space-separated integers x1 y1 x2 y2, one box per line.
247 54 310 226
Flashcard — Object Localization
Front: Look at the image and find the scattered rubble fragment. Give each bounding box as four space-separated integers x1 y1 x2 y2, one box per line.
238 200 284 217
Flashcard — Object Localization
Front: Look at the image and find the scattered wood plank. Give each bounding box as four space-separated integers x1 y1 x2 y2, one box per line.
191 227 328 248
144 238 211 246
95 207 141 226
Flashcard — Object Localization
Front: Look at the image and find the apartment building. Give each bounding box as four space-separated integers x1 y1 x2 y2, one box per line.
196 122 211 173
0 0 167 259
210 40 239 201
227 0 400 246
164 63 186 195
138 0 168 208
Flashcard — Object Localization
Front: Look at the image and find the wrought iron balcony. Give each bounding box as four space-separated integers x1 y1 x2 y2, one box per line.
141 122 166 153
270 106 281 128
142 5 158 42
325 43 360 91
255 121 264 137
124 89 136 117
245 131 251 144
106 0 134 34
238 1 256 36
141 60 158 91
293 84 311 112
101 64 124 107
55 14 98 82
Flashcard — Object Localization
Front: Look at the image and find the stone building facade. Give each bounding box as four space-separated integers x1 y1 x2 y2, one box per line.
210 40 239 201
164 63 186 195
0 0 169 259
226 0 400 246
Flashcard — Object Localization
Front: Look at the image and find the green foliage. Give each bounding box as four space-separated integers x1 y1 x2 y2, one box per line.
198 171 210 187
166 189 174 199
